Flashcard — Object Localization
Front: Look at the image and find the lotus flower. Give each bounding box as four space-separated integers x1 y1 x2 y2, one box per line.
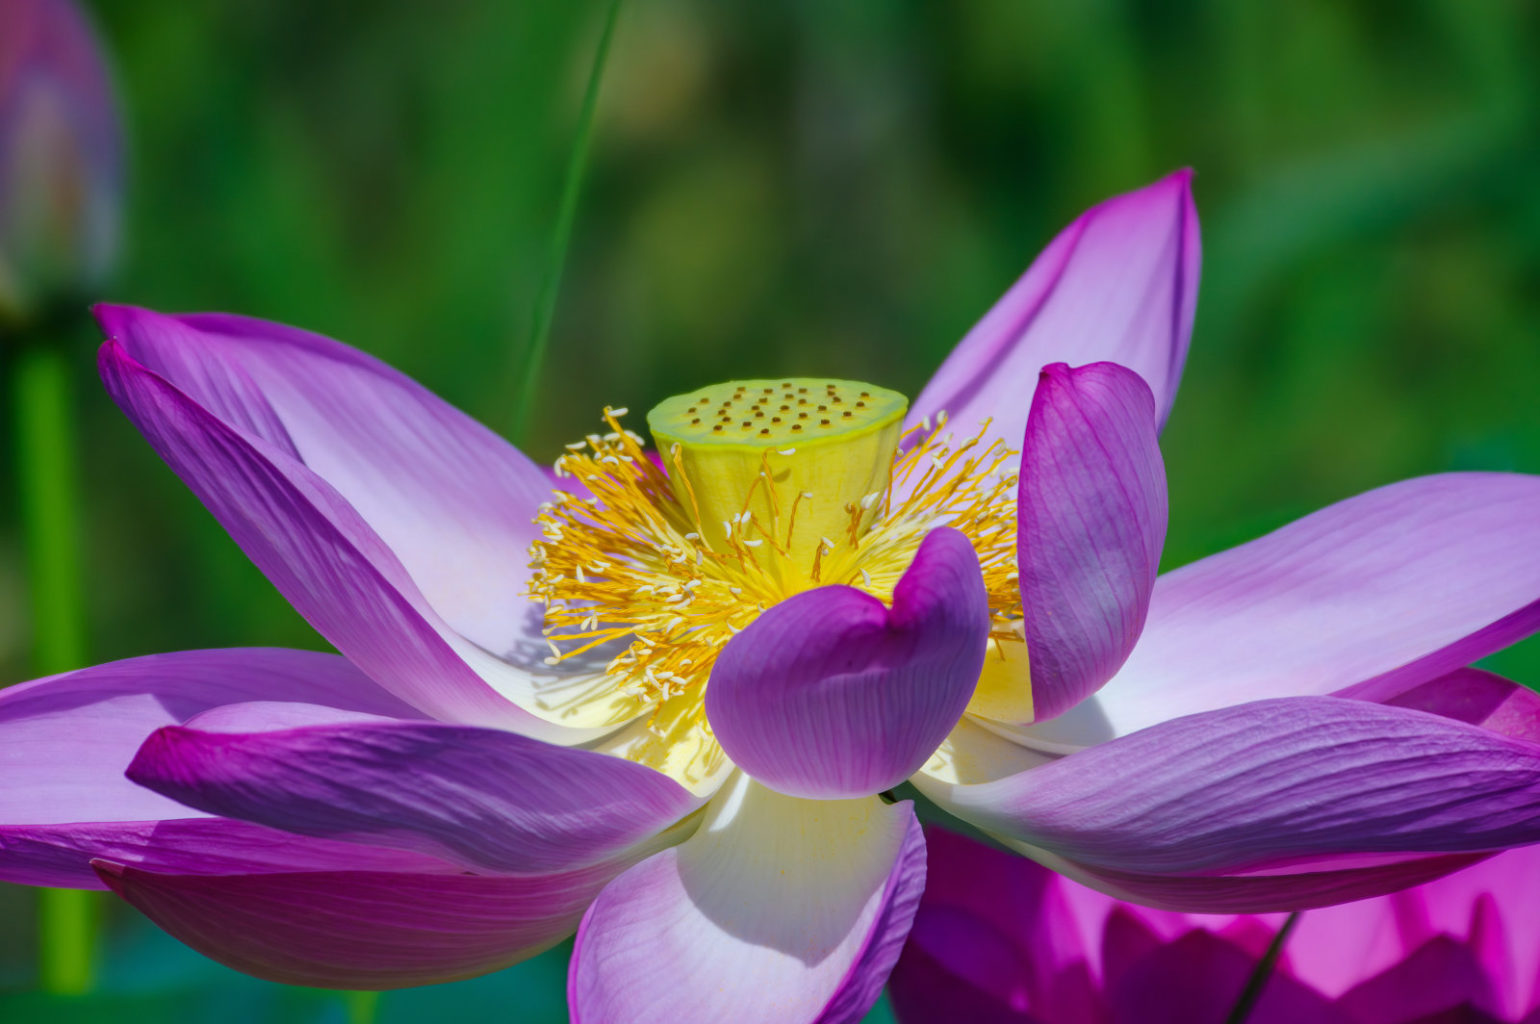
0 0 123 323
892 826 1540 1024
5 172 1540 1024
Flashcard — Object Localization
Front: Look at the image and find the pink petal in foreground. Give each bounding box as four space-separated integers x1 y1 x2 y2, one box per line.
569 776 926 1024
706 528 989 799
96 307 606 739
1016 362 1166 723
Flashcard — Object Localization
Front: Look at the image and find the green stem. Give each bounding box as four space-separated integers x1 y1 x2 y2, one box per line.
12 341 98 994
1223 911 1300 1024
508 0 625 445
344 991 381 1024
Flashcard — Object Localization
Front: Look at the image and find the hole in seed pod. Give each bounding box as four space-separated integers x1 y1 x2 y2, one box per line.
791 423 803 432
821 418 831 426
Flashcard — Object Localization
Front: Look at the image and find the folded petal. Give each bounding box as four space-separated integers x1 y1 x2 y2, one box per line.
569 775 926 1024
96 307 608 738
1089 473 1540 739
705 528 990 799
0 648 424 887
127 718 702 874
909 170 1198 460
96 855 638 990
918 696 1540 912
1016 362 1167 722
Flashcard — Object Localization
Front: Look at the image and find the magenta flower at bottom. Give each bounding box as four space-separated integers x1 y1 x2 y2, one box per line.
3 173 1540 1023
893 826 1540 1024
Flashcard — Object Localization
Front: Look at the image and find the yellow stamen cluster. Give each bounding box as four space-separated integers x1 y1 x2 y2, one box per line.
526 398 1023 788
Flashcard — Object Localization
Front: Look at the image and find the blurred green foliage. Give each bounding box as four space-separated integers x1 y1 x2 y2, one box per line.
2 0 1538 1018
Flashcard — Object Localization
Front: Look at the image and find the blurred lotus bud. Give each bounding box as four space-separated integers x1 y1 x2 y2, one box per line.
0 0 124 326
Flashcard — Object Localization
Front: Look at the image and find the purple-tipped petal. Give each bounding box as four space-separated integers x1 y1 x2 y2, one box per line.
126 719 702 874
95 307 607 738
1090 473 1540 739
1010 843 1487 916
910 171 1199 459
569 776 926 1024
705 529 990 799
96 855 641 990
920 696 1540 912
0 648 423 887
5 818 461 889
1017 362 1167 722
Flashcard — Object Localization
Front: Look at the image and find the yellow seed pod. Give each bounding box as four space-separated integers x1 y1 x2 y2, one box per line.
647 378 907 579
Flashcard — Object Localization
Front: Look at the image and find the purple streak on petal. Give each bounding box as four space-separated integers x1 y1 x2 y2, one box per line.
569 779 925 1024
2 817 460 889
1018 362 1167 722
1100 479 1540 740
1093 473 1540 739
96 856 632 990
97 332 592 737
1107 930 1345 1024
706 528 989 799
1022 845 1488 915
909 170 1199 462
0 648 422 887
127 719 700 873
935 697 1540 906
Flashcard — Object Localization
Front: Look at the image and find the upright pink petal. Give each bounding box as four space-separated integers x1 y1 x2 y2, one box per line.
96 307 609 740
910 170 1199 467
569 776 926 1024
705 528 989 799
1016 362 1166 722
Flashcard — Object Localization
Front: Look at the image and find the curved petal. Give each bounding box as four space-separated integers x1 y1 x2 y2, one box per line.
569 775 926 1024
126 718 703 874
95 855 637 990
909 170 1199 459
918 696 1540 912
0 648 424 887
1016 362 1166 722
705 528 989 799
1088 473 1540 739
96 306 609 738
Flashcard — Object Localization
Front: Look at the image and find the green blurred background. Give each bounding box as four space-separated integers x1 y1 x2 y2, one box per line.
3 0 1539 1019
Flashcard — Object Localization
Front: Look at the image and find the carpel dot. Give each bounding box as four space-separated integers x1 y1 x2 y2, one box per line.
648 378 905 448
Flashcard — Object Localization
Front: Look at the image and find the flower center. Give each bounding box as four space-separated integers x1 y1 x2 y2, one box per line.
527 379 1026 791
647 378 907 575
